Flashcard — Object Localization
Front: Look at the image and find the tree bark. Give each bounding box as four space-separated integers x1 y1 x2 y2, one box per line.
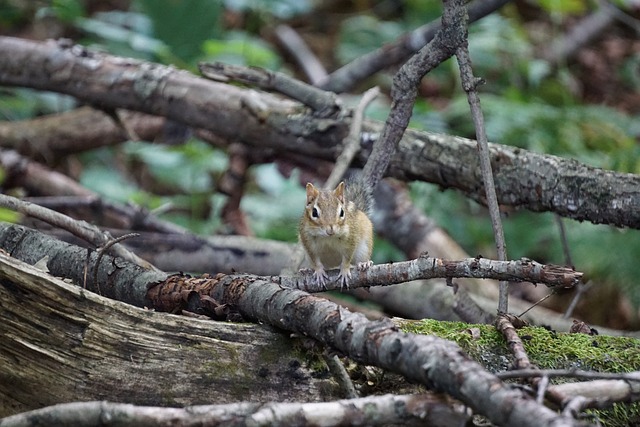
0 250 338 418
0 36 638 228
0 224 585 426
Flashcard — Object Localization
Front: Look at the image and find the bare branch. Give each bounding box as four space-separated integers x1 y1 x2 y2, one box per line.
274 24 328 86
278 255 582 292
0 194 156 271
320 0 512 93
182 274 583 426
497 369 640 382
1 37 639 228
325 86 380 189
361 0 468 190
455 19 510 313
199 61 341 118
0 394 469 427
496 314 532 370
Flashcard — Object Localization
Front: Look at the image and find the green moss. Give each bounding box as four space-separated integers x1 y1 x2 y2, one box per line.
400 319 640 372
518 327 640 372
400 319 508 370
399 319 640 426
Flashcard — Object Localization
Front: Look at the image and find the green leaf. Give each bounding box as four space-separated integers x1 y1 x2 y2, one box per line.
75 12 168 59
202 33 280 68
338 15 404 65
50 0 86 23
0 208 20 224
80 166 139 203
224 0 312 19
538 0 589 15
136 0 223 62
123 139 227 193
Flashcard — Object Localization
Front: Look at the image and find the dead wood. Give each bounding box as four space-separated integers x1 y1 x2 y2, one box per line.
0 252 338 418
0 36 638 228
0 395 469 427
0 107 164 163
0 223 584 426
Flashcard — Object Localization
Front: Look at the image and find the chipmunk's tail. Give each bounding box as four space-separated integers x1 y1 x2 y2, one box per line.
345 178 373 217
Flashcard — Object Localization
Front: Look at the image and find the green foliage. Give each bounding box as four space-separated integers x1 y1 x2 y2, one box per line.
402 1 442 26
403 319 640 425
240 164 303 241
538 0 590 15
122 139 227 194
202 32 281 68
74 11 169 60
80 164 141 204
78 140 229 234
225 0 312 19
48 0 85 23
0 1 27 27
0 208 20 223
0 89 76 120
136 0 224 63
402 319 640 373
337 15 405 65
447 95 640 172
2 0 638 310
411 181 640 308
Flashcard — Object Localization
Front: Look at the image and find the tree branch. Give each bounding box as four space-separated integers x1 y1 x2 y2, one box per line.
284 255 582 292
0 394 469 427
319 0 512 93
0 194 155 271
0 37 638 229
454 8 510 312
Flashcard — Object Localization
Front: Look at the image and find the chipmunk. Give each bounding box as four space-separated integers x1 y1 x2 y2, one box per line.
299 181 373 289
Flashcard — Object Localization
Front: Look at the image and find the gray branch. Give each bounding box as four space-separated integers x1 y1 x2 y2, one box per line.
0 36 638 228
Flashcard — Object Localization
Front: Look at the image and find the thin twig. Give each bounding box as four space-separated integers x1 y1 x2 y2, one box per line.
496 369 640 382
93 232 140 294
555 215 574 268
280 255 583 292
324 354 359 399
518 291 557 318
455 37 509 314
0 194 156 271
0 395 469 427
545 1 617 66
274 25 328 86
199 62 340 118
320 0 512 93
496 314 531 370
360 0 467 190
537 375 550 404
325 86 380 190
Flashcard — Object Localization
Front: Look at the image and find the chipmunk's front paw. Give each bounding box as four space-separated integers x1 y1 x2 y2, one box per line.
338 267 353 291
356 260 373 271
312 268 329 289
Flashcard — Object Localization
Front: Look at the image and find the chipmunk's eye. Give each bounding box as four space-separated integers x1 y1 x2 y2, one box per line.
339 208 345 218
312 207 319 219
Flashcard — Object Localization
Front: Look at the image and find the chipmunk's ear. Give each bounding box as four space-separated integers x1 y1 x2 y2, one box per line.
306 183 319 203
334 181 345 201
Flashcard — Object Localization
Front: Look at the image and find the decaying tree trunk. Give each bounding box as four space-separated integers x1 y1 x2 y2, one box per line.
0 248 342 418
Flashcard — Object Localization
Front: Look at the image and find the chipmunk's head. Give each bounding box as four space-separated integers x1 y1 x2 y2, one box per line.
304 182 348 236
